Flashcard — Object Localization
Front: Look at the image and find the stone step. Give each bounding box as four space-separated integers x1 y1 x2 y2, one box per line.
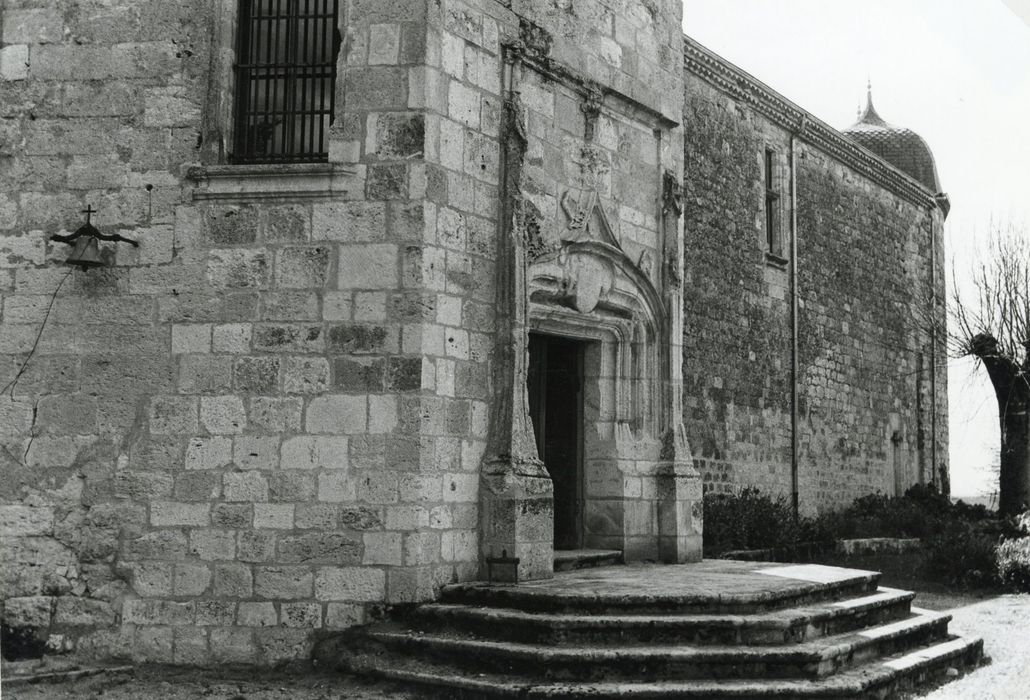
364 609 952 681
441 563 882 615
339 634 984 698
553 549 623 572
411 586 916 646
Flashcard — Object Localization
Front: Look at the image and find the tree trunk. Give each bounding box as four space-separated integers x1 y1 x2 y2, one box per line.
970 334 1030 515
998 399 1030 516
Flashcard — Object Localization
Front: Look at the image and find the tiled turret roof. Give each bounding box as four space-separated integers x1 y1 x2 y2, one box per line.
843 84 942 193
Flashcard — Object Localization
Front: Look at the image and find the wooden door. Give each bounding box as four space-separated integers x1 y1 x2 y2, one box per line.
527 334 583 550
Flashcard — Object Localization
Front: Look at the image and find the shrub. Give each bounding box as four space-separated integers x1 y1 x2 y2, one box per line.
996 537 1030 592
994 509 1030 592
1015 509 1030 536
702 487 799 556
923 520 999 588
950 499 994 522
902 483 954 516
806 484 989 541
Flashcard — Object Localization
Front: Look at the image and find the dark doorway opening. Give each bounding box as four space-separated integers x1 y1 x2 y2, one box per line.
527 333 584 550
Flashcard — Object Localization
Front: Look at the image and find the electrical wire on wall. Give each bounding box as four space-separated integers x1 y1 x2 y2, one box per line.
1 268 73 399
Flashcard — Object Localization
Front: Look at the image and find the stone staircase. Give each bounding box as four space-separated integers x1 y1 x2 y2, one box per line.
314 561 985 698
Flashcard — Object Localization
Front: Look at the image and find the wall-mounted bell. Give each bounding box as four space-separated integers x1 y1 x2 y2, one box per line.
50 205 139 271
64 235 105 270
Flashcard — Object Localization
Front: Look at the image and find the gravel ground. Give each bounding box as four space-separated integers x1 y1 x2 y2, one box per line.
919 594 1030 700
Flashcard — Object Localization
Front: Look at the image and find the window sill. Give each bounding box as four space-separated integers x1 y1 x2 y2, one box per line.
764 251 789 269
184 162 362 202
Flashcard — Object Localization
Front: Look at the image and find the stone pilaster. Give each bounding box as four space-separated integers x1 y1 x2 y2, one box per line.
658 171 702 564
478 48 553 582
657 425 703 563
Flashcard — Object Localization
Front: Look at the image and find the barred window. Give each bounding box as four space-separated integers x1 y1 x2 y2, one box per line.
233 0 341 164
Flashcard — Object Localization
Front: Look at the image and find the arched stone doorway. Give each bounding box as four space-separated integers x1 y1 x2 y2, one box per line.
477 70 702 582
524 188 668 560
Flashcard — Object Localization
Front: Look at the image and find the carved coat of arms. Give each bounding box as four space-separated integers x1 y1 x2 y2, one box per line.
556 189 620 314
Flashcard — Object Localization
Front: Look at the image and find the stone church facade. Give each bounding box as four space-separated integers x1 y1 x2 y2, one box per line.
0 0 945 665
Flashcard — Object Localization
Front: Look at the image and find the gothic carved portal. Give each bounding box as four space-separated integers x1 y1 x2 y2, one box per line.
525 188 674 558
479 57 701 581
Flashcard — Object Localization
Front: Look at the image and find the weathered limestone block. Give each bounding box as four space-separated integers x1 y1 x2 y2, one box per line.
213 563 253 598
0 45 29 81
173 627 209 665
123 599 195 627
2 8 64 44
656 462 704 564
130 561 173 596
200 395 247 434
256 627 311 664
280 602 321 628
253 567 313 600
0 594 53 659
338 244 399 289
0 505 54 536
53 597 116 627
173 562 212 596
2 596 53 629
654 424 704 564
189 529 236 561
277 532 361 565
314 566 386 602
210 627 257 664
479 468 554 582
252 503 294 529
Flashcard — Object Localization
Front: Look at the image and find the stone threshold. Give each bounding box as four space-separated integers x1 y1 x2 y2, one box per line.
552 550 623 572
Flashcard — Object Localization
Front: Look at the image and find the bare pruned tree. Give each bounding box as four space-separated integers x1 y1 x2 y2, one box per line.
951 224 1030 515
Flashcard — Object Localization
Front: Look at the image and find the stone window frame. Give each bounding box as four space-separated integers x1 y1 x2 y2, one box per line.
763 145 788 266
201 0 346 167
232 0 342 164
188 1 357 198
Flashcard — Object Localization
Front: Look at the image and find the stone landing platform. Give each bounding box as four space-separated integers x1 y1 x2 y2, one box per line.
314 561 985 698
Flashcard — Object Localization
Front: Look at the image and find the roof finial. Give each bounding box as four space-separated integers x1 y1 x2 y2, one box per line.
853 76 887 127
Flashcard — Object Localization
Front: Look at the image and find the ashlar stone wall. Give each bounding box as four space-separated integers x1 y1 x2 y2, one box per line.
681 67 948 514
0 0 689 667
0 0 461 666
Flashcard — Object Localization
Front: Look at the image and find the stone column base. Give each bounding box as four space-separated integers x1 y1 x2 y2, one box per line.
656 461 703 564
479 464 554 581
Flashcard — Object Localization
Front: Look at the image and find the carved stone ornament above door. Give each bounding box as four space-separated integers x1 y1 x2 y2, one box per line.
528 188 663 325
559 188 622 249
558 249 613 314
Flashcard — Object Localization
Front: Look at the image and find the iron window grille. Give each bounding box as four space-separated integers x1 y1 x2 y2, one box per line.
233 0 341 164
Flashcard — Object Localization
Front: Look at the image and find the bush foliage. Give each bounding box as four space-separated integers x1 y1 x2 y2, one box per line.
923 520 999 588
702 487 799 556
703 484 972 556
995 510 1030 592
996 537 1030 592
703 486 1030 592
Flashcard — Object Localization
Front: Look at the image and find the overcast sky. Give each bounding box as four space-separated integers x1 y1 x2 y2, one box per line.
681 0 1030 498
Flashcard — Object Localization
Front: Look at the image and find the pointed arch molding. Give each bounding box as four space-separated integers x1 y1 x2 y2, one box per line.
527 188 665 330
